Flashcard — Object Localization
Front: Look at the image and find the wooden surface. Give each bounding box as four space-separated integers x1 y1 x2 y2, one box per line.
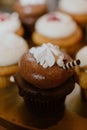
0 125 7 130
0 84 87 130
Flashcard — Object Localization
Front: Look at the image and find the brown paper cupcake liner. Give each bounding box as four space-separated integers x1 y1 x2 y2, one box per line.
15 73 75 117
25 96 65 117
18 85 65 116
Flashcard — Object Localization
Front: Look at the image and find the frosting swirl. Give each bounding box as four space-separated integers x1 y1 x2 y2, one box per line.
30 43 65 68
35 12 77 38
0 12 21 33
0 33 28 66
19 0 46 6
58 0 87 14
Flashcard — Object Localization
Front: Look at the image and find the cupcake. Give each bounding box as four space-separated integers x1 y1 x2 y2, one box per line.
0 33 28 88
0 12 24 36
32 11 83 57
75 46 87 101
58 0 87 25
13 0 48 35
14 42 79 124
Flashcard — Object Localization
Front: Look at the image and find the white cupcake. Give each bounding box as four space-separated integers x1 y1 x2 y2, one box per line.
0 32 28 88
0 12 24 36
76 46 87 101
58 0 87 25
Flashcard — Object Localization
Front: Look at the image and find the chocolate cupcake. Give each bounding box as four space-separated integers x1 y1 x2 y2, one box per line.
15 43 78 122
13 0 48 36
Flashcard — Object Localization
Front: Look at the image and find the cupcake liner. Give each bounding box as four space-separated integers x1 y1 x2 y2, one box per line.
16 26 24 36
0 64 18 76
25 96 65 117
15 74 75 117
19 84 65 116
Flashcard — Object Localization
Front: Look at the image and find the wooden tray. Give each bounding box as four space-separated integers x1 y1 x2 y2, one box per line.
0 83 87 130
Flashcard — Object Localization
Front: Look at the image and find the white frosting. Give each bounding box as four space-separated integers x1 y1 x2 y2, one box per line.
35 12 77 38
0 12 21 33
32 74 45 80
19 0 46 6
10 76 15 82
58 0 87 14
29 43 65 68
76 46 87 67
0 33 28 66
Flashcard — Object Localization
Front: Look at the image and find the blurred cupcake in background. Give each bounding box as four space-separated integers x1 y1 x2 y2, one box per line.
58 0 87 41
0 32 28 88
0 12 24 36
13 0 48 36
58 0 87 25
75 46 87 101
32 11 83 57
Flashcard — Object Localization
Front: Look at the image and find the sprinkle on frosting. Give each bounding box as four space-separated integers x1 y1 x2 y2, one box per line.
0 13 9 21
47 14 61 21
29 43 65 68
19 0 46 6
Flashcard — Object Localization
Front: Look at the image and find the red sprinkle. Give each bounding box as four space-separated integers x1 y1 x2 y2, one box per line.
0 13 9 21
47 14 61 22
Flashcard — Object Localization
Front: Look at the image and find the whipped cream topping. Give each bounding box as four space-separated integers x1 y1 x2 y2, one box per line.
76 46 87 67
19 0 46 6
58 0 87 14
0 33 28 66
29 43 65 68
35 12 77 38
0 12 21 33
